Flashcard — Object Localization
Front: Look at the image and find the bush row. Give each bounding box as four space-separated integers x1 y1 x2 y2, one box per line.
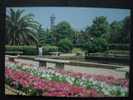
42 45 58 54
5 45 58 55
108 50 129 55
108 44 129 50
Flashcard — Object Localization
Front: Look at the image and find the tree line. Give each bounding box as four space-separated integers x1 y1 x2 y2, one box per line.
6 8 130 53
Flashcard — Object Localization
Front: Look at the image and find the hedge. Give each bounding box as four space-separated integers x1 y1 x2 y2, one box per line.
6 45 37 55
108 50 129 55
108 44 129 50
5 45 58 55
42 45 58 54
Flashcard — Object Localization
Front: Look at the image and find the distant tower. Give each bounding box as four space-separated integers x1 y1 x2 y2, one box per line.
50 14 56 30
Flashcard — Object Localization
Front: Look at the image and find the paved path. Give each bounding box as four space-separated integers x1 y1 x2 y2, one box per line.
64 65 126 78
9 58 127 79
5 85 17 95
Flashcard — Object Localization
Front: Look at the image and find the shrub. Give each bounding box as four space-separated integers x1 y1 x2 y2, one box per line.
108 50 129 55
108 44 129 50
23 46 37 55
72 48 83 56
58 38 73 53
5 45 58 55
42 45 58 54
5 45 37 55
82 37 108 53
94 38 108 52
6 45 23 51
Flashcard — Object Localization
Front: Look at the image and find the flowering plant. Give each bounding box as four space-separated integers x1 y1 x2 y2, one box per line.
5 67 100 96
6 61 128 96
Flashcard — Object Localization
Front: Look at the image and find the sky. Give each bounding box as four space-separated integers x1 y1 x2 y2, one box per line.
6 7 130 31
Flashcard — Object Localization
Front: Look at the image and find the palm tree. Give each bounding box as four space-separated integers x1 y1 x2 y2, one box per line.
6 8 39 45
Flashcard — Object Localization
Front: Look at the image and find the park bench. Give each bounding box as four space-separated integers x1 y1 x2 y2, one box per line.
34 58 70 69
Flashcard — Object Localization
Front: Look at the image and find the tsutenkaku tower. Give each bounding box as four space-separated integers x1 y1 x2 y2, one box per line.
50 14 56 30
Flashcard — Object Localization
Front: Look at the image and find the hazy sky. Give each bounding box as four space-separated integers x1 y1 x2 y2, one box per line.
6 7 130 31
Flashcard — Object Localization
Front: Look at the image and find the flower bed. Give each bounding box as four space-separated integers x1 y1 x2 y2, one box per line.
5 61 128 96
5 67 100 97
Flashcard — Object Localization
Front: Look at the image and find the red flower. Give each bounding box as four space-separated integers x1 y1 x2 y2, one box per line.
5 67 101 96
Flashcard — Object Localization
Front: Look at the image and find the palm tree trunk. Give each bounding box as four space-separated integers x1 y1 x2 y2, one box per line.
36 43 39 56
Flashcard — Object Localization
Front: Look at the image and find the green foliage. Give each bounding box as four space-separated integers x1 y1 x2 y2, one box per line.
5 45 59 55
109 16 130 43
109 21 123 43
23 46 37 55
86 16 110 37
53 21 74 43
42 45 58 54
82 37 108 53
37 25 47 46
108 50 129 55
6 45 37 55
94 37 108 52
5 51 23 55
6 45 23 51
58 38 73 53
6 9 39 45
6 8 130 54
72 31 82 46
108 44 129 50
72 48 83 56
121 16 130 43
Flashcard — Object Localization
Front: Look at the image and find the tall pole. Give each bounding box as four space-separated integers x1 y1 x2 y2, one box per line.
50 14 56 30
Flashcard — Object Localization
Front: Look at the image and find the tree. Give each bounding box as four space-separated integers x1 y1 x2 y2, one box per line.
45 30 57 45
37 25 47 46
109 16 131 43
72 31 81 45
53 21 74 43
87 16 110 37
121 16 131 43
58 38 73 53
82 37 108 54
109 21 123 43
6 8 39 45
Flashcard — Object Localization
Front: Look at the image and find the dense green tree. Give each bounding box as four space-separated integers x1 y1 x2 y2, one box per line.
53 21 74 42
37 25 47 46
58 38 73 53
82 37 108 54
46 30 59 45
6 8 130 55
6 9 39 45
121 16 131 43
87 16 110 37
72 31 81 45
109 16 130 43
109 21 123 43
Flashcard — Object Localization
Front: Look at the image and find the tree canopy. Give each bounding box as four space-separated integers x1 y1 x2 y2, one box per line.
86 16 110 38
6 8 130 53
6 9 39 45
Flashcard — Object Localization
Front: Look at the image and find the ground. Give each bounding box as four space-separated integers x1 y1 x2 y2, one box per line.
14 58 126 79
5 85 17 95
